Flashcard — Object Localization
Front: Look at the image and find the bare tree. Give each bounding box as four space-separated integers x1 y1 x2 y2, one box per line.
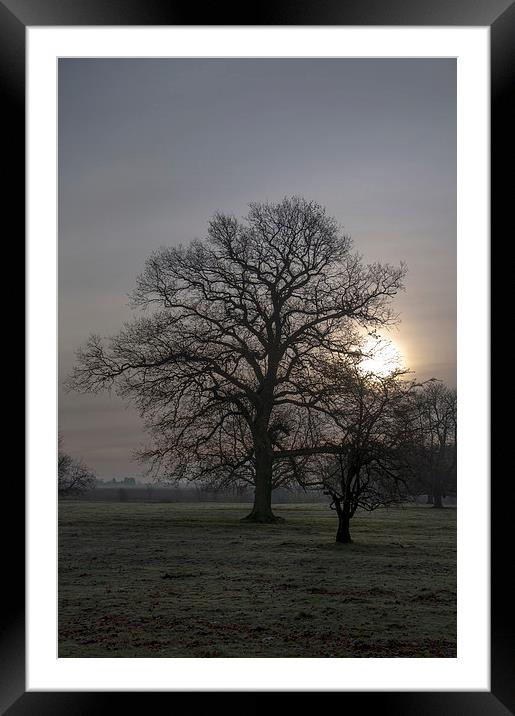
58 437 96 497
67 197 405 522
297 363 418 542
407 382 457 508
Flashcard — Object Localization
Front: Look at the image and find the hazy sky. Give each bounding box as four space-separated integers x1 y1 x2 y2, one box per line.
58 58 456 479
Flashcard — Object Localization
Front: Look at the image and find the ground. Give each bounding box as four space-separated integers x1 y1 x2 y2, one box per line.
58 502 456 657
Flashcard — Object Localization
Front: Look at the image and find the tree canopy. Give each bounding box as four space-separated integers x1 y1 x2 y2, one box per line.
68 197 406 521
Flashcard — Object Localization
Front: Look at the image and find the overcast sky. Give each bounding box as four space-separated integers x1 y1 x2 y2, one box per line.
58 58 456 479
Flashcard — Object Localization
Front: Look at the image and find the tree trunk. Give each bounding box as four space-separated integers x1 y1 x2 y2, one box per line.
432 492 444 508
335 512 352 543
242 442 282 523
432 473 444 508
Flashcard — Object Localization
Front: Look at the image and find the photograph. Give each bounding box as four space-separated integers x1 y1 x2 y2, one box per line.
57 57 458 659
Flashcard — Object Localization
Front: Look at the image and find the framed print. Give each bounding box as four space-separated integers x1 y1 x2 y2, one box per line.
4 0 508 712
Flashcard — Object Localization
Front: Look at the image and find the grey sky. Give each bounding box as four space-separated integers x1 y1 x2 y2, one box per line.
58 58 456 479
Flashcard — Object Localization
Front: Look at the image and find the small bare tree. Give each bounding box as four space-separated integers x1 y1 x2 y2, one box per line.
298 364 418 543
58 437 96 497
67 197 406 522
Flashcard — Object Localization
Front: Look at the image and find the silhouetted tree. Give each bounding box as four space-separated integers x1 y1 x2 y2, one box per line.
67 197 405 522
58 437 96 496
297 363 417 542
407 382 457 508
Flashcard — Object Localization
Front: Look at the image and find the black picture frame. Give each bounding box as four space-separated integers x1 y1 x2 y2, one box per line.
5 0 506 713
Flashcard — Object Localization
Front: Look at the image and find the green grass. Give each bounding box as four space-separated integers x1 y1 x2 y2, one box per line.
58 502 456 658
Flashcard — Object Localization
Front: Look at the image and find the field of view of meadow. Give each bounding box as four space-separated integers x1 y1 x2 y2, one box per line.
59 58 457 659
59 502 456 658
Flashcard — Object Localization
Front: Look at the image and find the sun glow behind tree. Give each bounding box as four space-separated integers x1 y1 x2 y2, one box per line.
359 335 404 377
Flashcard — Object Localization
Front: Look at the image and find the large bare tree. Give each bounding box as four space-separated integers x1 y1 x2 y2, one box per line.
67 197 406 522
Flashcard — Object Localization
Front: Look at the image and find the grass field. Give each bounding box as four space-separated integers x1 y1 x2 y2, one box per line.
58 502 456 658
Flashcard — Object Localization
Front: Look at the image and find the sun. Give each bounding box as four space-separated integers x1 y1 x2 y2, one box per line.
358 335 403 377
